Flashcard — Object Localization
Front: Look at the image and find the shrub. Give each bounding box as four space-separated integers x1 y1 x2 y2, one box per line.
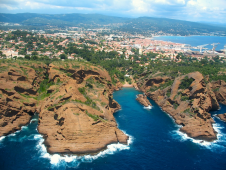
78 87 85 94
181 96 189 101
179 76 194 89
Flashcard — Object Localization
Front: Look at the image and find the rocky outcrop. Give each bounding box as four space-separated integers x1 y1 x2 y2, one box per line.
217 113 226 122
136 94 152 107
0 61 128 155
37 62 128 154
0 62 46 136
211 80 226 105
137 71 220 141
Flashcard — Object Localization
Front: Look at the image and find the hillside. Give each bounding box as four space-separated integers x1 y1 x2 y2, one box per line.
0 13 226 35
0 13 130 26
136 71 226 141
118 17 226 35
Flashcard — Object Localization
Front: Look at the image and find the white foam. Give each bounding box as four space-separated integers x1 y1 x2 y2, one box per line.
35 132 133 167
21 126 28 130
0 136 5 141
30 118 38 123
143 105 153 109
173 130 212 147
34 134 42 140
171 120 226 151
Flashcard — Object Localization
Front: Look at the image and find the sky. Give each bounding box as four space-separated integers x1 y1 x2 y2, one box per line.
0 0 226 23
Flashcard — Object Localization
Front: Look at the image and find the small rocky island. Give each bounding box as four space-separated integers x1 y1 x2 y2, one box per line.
136 94 152 107
217 113 226 122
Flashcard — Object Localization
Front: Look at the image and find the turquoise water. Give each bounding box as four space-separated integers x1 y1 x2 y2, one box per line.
153 36 226 51
0 88 226 169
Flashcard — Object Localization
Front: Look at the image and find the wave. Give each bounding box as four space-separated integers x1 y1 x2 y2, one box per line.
30 118 38 123
35 131 133 167
143 105 153 109
170 121 226 151
0 136 5 141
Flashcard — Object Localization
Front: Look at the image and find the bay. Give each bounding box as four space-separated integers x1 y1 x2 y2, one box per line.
0 88 226 170
152 36 226 51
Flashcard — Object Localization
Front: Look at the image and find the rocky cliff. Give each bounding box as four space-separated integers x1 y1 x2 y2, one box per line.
211 80 226 105
0 60 128 154
137 71 220 141
0 61 46 136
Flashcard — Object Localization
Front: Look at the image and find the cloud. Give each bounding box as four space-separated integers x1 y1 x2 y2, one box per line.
0 0 225 23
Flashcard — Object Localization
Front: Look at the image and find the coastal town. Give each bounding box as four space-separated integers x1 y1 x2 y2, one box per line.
1 0 226 168
1 27 226 65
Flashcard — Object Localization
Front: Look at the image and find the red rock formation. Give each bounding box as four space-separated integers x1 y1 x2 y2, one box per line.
0 62 46 136
211 80 226 105
0 61 128 155
217 113 226 122
37 62 128 154
137 71 220 141
136 94 152 107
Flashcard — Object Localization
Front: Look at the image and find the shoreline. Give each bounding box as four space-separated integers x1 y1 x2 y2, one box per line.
122 83 133 87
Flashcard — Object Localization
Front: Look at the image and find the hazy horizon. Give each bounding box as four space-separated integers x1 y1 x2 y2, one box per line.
0 0 226 24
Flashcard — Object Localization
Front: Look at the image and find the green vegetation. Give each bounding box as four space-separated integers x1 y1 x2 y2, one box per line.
173 103 179 109
0 66 8 73
184 108 196 117
213 87 220 92
179 77 194 89
181 96 189 101
86 110 99 121
78 87 100 111
85 110 106 122
119 17 226 36
101 102 107 107
166 89 171 97
125 77 132 84
148 80 174 92
35 74 54 100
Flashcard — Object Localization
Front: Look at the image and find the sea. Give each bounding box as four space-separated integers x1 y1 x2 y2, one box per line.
153 35 226 51
0 87 226 170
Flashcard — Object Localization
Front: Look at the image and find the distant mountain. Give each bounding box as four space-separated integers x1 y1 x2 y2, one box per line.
117 17 226 36
0 13 225 35
0 13 130 26
199 21 226 28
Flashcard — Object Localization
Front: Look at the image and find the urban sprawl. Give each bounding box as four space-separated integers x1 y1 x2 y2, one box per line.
1 27 226 65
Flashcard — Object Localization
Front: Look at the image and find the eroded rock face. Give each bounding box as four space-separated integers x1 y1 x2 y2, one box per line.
137 71 220 141
136 94 152 107
37 63 128 154
0 62 46 136
0 61 128 155
217 113 226 122
211 80 226 105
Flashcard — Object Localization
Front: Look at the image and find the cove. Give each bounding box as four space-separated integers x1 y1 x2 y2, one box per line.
0 88 226 170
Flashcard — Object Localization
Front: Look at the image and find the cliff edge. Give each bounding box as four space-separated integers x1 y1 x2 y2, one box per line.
0 60 128 155
137 71 220 141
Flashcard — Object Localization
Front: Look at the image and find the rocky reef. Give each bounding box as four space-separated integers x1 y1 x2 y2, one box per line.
0 60 128 154
136 71 222 141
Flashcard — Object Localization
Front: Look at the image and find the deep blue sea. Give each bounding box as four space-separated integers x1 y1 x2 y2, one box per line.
153 36 226 51
0 88 226 170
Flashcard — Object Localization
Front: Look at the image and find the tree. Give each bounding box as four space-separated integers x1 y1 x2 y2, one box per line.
25 55 30 60
32 51 38 56
31 55 38 60
59 53 67 60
